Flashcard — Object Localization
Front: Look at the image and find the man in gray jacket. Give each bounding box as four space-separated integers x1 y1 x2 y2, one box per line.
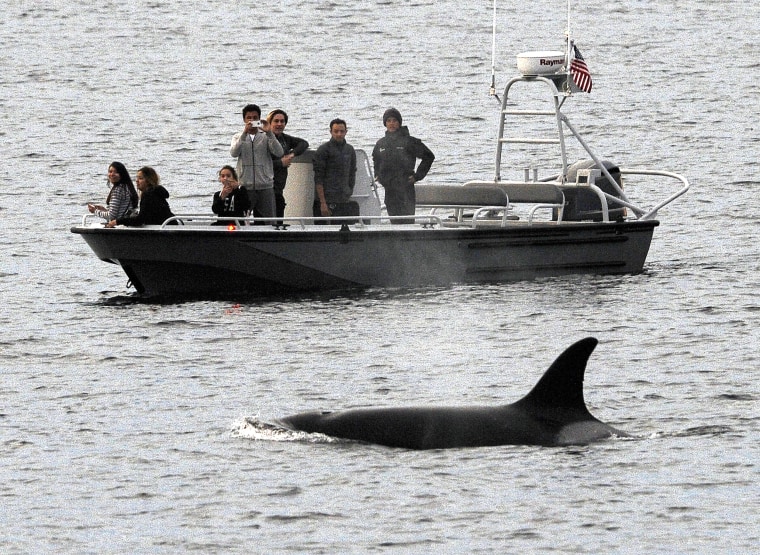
230 104 284 219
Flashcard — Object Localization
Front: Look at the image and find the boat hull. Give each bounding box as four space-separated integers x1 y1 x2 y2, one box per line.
71 220 658 297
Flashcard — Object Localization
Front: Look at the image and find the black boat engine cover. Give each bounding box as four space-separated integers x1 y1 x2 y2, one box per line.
560 159 626 222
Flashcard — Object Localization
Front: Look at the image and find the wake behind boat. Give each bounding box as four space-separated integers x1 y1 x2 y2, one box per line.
72 47 689 299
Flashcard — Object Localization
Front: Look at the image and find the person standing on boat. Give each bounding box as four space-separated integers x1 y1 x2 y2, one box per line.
312 118 357 222
372 108 435 224
105 166 175 227
88 161 139 222
230 104 284 220
212 165 251 226
266 109 309 220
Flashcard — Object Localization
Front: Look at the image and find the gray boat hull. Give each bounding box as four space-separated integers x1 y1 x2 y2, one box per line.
71 220 658 297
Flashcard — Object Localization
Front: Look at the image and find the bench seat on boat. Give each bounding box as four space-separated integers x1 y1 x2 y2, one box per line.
463 181 564 205
414 185 509 227
463 181 565 222
415 184 508 208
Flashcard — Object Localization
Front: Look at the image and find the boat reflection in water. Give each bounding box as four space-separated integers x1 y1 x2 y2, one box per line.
72 57 689 299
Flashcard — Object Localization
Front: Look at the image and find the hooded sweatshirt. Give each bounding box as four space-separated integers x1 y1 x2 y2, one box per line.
115 186 174 226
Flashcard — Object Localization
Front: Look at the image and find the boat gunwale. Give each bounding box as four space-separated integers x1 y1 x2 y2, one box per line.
71 217 659 239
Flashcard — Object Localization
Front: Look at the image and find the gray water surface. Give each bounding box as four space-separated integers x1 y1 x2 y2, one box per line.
1 1 758 553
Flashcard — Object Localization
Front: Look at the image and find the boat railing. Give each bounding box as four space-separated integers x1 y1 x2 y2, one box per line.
80 214 103 226
617 168 690 221
415 184 517 227
463 166 689 224
463 180 565 223
156 214 452 230
557 116 690 219
77 212 452 230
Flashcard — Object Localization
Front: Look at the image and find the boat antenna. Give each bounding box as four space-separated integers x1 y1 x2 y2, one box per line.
564 0 572 71
489 0 501 103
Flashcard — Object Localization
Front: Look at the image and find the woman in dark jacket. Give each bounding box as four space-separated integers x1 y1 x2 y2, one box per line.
212 165 251 225
106 166 174 227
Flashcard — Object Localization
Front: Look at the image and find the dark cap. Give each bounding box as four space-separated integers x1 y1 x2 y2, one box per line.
382 108 402 126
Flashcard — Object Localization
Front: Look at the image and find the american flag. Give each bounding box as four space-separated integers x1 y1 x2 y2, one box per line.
570 44 593 93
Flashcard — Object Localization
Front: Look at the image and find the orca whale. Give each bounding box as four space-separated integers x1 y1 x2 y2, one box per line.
277 337 628 449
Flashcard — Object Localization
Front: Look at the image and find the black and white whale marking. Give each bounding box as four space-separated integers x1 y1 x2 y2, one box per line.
277 338 628 449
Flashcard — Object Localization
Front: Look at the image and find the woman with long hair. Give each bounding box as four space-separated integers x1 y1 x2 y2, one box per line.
88 161 139 221
105 166 174 227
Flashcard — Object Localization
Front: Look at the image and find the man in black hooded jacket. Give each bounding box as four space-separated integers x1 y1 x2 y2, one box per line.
372 108 435 223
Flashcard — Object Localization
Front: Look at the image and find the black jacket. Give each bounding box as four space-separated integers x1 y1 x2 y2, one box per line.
271 132 309 193
116 186 174 226
212 186 251 219
372 126 434 186
312 139 357 204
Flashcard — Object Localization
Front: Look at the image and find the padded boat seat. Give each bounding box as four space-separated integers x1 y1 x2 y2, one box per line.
415 185 508 207
462 181 566 222
464 182 564 205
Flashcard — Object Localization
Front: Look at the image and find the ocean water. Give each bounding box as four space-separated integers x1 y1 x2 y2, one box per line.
1 1 758 553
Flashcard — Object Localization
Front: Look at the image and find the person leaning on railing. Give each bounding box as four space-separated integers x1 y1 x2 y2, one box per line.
267 109 309 220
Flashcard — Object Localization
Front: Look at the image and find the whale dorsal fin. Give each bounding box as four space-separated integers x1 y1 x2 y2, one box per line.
514 337 598 417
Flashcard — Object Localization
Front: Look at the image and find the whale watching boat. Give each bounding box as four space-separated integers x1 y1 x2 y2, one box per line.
72 48 689 299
